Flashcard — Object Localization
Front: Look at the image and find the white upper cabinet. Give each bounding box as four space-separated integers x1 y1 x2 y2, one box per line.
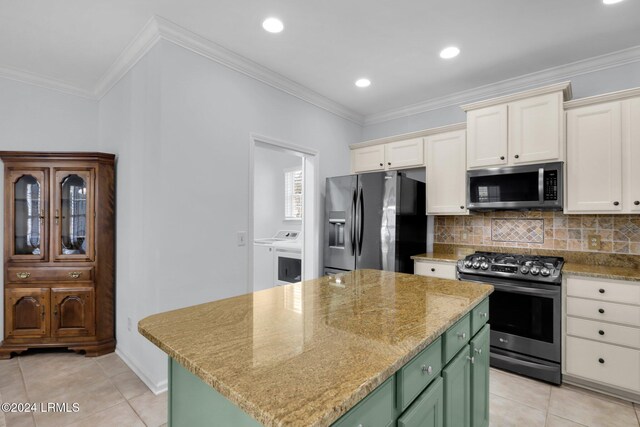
351 144 385 173
466 105 508 168
463 83 569 169
509 92 563 164
385 138 424 170
627 97 640 212
566 102 623 213
426 130 468 215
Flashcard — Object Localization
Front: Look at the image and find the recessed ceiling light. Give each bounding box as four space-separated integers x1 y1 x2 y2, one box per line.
440 46 460 59
603 0 624 4
262 17 284 33
355 78 371 88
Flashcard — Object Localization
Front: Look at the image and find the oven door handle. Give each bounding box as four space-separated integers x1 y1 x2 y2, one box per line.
491 282 559 297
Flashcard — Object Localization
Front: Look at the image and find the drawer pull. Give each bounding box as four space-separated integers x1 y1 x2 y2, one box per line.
598 358 605 364
598 330 605 336
457 332 466 339
68 271 82 279
474 348 482 355
16 272 31 279
466 356 475 364
599 288 605 294
421 364 433 375
431 268 436 272
598 308 605 314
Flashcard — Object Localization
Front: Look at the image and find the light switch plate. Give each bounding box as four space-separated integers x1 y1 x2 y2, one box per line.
237 231 247 246
588 234 601 250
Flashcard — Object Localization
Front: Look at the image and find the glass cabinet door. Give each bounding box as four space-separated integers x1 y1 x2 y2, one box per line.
53 169 94 261
9 169 48 261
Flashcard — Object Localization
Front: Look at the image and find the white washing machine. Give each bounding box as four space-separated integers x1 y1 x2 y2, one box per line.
253 231 301 291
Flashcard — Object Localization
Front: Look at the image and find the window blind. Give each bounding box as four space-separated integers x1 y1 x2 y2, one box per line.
284 168 303 220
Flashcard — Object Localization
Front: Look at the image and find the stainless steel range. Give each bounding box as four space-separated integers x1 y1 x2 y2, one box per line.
457 252 565 384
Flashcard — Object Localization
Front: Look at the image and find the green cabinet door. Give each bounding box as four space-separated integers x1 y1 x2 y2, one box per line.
397 377 444 427
470 325 490 427
443 346 472 427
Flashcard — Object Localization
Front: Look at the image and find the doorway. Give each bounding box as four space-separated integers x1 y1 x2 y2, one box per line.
248 134 318 293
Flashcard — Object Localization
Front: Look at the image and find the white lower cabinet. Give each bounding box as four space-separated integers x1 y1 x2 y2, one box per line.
564 276 640 398
414 261 457 280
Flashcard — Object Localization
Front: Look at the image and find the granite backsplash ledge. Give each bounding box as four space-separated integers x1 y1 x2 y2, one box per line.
434 211 640 255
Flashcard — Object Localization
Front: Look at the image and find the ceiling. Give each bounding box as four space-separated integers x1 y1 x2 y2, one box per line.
1 0 640 119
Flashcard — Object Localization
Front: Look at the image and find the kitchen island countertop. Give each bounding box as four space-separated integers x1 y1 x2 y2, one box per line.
139 269 492 426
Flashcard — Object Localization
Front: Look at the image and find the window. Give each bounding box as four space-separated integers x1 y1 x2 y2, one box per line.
284 167 303 220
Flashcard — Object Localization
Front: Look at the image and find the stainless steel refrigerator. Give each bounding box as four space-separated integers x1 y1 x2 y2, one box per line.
323 171 426 274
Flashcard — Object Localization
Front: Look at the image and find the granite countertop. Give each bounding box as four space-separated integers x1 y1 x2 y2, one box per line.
138 269 493 427
412 251 640 282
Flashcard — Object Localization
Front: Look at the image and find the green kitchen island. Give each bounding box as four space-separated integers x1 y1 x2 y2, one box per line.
139 269 493 427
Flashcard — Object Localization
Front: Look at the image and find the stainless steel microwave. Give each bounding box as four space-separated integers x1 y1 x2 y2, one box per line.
467 162 563 211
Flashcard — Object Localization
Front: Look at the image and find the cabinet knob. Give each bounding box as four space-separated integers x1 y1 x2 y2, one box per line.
431 268 436 272
379 163 383 166
613 201 620 206
387 162 391 166
466 356 475 364
500 156 505 160
599 288 605 294
598 308 605 314
635 201 640 206
598 358 605 364
514 154 520 159
460 205 465 209
457 332 466 339
599 330 605 336
474 348 482 355
479 312 488 318
421 365 433 375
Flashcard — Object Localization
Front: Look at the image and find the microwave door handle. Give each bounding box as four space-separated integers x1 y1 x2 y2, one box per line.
538 168 544 203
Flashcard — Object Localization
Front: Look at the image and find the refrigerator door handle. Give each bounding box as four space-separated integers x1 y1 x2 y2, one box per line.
351 189 357 256
358 187 364 256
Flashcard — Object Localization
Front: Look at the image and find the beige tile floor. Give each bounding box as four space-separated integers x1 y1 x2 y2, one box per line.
2 351 640 426
0 350 166 427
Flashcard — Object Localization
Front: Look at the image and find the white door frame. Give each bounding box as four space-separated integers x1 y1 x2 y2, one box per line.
248 133 319 293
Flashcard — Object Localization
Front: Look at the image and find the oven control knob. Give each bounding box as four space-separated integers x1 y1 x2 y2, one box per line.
520 266 530 274
480 262 489 270
464 260 473 268
540 268 551 277
472 261 481 269
530 266 540 275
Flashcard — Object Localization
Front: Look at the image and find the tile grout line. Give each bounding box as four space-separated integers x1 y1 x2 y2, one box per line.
100 356 149 427
17 356 38 426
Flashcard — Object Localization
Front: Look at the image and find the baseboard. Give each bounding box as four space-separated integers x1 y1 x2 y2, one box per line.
115 346 168 395
563 374 640 404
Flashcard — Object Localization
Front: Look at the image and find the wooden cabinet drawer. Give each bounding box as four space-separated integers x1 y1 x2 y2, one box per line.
567 277 640 305
567 297 640 327
398 377 444 427
567 316 640 349
471 298 489 336
8 267 94 284
333 376 395 427
566 336 640 392
443 314 471 364
414 261 457 280
397 337 443 412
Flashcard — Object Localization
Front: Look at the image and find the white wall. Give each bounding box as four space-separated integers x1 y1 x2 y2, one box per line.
362 60 640 140
254 146 302 239
0 78 99 341
99 40 361 391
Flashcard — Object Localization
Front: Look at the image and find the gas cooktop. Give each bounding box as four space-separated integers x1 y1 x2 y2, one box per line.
457 251 564 284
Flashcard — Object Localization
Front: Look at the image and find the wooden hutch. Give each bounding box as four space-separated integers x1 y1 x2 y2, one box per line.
0 152 115 358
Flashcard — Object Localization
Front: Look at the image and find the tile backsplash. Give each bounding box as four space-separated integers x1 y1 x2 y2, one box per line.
434 212 640 255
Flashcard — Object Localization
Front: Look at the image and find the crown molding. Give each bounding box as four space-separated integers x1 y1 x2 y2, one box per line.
460 82 571 112
0 65 95 99
364 44 640 125
564 86 640 109
93 16 162 98
351 122 466 149
149 17 363 124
